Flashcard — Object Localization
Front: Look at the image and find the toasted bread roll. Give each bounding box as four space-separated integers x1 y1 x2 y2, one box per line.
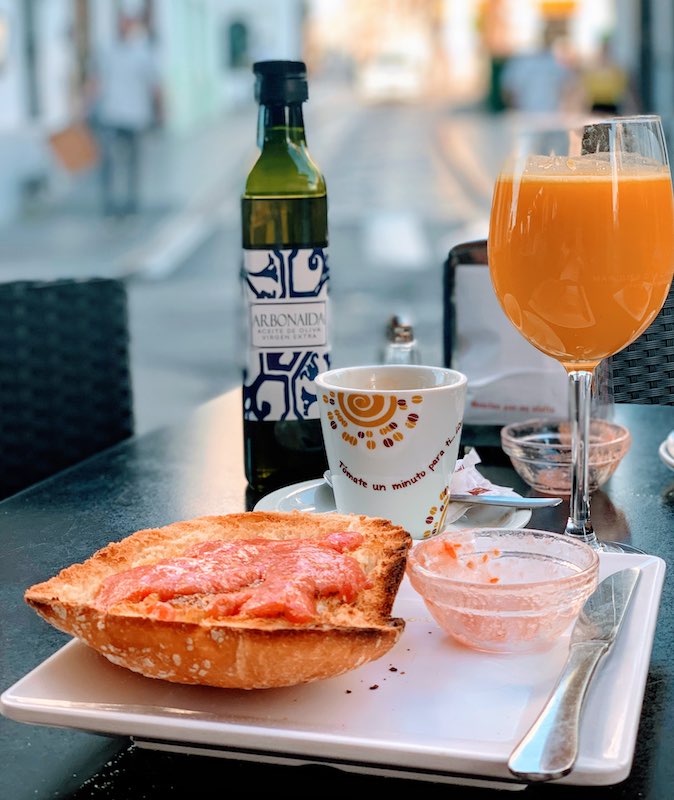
25 511 412 689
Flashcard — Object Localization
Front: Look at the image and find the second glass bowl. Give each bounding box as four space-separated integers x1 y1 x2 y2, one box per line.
500 417 631 495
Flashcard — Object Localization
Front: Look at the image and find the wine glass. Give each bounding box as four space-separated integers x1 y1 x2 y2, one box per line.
488 115 674 552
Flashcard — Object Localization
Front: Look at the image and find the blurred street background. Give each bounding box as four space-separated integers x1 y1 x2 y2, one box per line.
0 0 671 435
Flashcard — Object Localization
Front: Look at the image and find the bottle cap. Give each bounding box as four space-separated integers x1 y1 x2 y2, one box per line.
253 60 309 105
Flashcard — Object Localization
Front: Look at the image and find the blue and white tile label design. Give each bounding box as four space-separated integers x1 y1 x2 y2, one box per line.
242 247 330 422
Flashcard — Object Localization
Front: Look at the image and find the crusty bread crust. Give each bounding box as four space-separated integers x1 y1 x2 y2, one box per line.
25 511 412 689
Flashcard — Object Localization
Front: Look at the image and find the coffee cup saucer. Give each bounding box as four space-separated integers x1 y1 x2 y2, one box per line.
253 477 532 532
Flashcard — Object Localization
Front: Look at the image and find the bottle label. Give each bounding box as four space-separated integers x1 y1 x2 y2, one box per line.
242 246 330 422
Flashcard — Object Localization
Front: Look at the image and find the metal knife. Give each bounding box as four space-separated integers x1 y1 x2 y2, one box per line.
449 493 562 509
507 567 641 782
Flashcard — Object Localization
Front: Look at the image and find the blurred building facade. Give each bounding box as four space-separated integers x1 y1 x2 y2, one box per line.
0 0 74 221
305 0 640 106
0 0 672 225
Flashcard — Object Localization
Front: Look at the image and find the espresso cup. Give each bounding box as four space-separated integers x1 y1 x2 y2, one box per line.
315 365 467 539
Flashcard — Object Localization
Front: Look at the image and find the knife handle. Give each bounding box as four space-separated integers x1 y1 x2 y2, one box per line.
507 642 609 782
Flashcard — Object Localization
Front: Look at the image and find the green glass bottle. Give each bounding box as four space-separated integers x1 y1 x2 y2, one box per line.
241 60 330 495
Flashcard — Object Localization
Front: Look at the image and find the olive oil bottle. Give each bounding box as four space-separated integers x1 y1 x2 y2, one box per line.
241 60 330 495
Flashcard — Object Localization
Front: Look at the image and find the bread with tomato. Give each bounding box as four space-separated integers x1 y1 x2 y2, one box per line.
25 510 412 689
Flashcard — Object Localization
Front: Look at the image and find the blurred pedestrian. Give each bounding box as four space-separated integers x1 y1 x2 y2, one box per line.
582 37 633 115
500 25 582 114
89 15 161 219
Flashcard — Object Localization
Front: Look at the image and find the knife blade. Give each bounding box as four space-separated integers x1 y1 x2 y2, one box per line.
507 567 641 782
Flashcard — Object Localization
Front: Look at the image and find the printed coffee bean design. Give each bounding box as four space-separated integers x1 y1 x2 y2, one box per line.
422 486 450 539
322 390 422 449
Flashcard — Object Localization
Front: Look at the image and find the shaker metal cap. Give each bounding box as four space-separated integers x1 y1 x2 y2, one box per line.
386 314 415 343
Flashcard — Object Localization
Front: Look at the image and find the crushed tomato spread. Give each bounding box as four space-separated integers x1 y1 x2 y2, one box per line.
95 531 370 623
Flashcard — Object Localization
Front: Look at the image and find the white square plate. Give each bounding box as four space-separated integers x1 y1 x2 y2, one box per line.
1 552 665 790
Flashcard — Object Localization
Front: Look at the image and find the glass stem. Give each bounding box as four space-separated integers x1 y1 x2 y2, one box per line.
565 370 599 547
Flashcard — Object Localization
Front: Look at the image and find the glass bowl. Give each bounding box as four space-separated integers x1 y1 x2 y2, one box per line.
500 417 631 495
406 528 599 654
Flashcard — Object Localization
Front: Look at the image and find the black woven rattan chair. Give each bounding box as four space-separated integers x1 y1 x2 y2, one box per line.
610 284 674 404
0 277 134 501
444 238 674 407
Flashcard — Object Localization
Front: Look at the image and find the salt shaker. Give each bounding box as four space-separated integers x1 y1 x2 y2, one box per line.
382 315 421 365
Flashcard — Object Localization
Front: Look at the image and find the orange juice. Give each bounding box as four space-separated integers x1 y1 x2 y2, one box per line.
489 162 674 370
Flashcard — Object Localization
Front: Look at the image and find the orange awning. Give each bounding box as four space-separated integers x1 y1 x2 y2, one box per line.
539 1 577 18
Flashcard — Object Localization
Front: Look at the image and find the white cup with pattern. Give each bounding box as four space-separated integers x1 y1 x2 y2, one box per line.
315 365 468 539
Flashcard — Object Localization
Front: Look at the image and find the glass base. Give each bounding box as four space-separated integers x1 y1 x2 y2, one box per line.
563 528 646 554
598 540 646 555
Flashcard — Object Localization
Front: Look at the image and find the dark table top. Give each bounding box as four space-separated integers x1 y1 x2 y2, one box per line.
1 391 673 799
